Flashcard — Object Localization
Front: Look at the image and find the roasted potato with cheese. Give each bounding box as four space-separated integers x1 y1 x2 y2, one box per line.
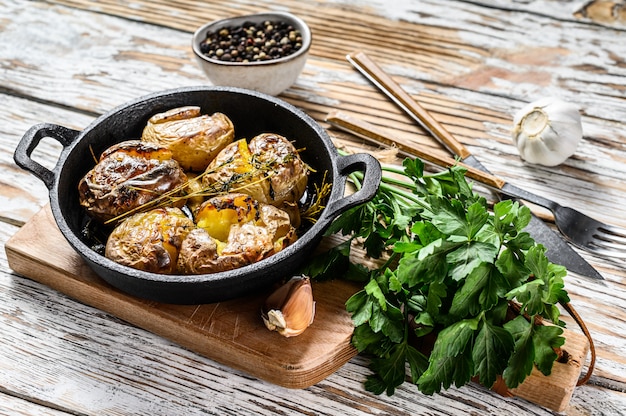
105 207 195 274
177 193 297 274
78 140 188 224
141 106 235 171
202 133 308 225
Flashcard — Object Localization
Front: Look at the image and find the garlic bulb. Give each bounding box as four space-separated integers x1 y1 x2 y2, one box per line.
261 275 315 337
511 97 583 167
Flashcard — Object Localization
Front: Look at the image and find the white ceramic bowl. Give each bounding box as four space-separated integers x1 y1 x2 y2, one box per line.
192 12 311 96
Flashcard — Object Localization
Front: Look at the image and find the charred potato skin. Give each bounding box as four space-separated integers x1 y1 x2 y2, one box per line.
78 140 188 224
178 193 298 275
141 106 235 172
105 207 195 274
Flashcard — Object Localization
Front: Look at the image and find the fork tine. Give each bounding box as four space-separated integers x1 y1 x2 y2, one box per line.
584 243 626 258
590 238 626 250
598 223 626 239
586 225 626 257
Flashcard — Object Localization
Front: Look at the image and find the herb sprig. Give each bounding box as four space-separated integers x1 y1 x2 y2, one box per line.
302 157 569 396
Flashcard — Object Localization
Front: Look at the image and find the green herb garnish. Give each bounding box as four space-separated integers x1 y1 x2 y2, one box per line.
303 157 569 396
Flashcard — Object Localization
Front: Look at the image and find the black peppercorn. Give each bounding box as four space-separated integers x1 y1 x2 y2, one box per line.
200 19 303 63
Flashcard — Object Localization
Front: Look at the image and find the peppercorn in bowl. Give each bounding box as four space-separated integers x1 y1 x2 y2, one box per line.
192 12 311 96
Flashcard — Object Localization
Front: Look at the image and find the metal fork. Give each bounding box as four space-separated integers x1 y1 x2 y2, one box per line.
509 187 626 258
343 50 626 259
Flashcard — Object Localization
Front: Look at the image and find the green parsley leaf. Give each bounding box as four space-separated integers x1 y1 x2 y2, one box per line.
402 157 425 182
351 323 385 353
449 262 494 317
472 320 515 388
426 278 448 320
533 324 565 375
493 200 531 234
325 204 370 237
502 316 535 388
367 342 410 396
507 279 545 316
446 241 499 281
525 244 550 282
365 278 387 310
298 240 351 281
407 344 430 383
345 290 372 327
426 197 469 236
495 238 532 286
396 238 456 287
417 318 477 394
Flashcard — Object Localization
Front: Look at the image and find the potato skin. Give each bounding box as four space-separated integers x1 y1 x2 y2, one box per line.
78 140 188 224
201 133 308 225
177 193 297 274
105 207 195 274
176 228 248 274
141 106 235 172
248 133 308 206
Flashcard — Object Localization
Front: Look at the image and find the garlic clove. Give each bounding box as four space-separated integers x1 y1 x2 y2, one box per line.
511 97 583 167
261 275 315 337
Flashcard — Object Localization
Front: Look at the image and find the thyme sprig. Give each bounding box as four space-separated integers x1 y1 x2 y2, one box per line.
104 157 275 224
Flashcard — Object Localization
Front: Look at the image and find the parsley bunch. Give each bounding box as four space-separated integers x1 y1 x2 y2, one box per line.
304 158 570 396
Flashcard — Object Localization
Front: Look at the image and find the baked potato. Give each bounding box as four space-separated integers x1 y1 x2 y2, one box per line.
78 140 188 224
105 207 195 274
248 133 309 205
177 193 297 274
201 133 308 224
141 106 235 172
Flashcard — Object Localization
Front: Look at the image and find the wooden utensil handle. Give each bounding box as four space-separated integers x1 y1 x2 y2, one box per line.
347 50 472 160
326 111 506 189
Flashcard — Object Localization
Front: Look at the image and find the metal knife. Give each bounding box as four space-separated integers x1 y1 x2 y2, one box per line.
341 51 603 280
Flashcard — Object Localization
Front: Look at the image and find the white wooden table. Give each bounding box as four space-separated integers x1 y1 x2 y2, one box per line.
1 1 626 414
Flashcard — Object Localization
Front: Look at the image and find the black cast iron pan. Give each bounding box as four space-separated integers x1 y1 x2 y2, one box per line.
14 86 381 304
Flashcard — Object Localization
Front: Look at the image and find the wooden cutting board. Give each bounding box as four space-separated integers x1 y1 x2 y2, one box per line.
5 205 361 389
5 205 590 412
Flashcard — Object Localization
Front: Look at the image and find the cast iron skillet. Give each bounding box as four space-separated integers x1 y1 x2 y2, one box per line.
14 86 381 304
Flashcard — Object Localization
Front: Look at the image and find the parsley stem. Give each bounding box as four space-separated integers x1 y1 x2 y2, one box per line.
379 174 418 192
349 170 422 205
379 181 422 206
380 164 407 176
380 251 401 271
347 171 363 191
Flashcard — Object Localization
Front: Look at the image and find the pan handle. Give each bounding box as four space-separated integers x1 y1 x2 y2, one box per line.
14 123 81 190
319 152 382 226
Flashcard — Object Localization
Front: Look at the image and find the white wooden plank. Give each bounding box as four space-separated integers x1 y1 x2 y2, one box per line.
0 393 72 416
0 0 208 113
